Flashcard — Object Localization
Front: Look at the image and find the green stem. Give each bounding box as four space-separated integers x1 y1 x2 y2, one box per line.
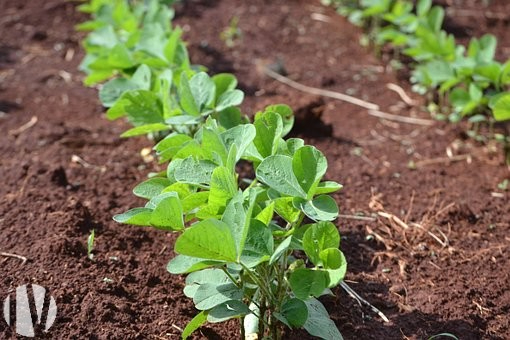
221 267 241 289
241 263 277 304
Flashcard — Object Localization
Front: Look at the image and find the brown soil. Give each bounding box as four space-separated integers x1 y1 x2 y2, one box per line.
1 0 509 339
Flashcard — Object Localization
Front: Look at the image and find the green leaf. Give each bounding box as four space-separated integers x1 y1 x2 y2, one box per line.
280 298 308 328
289 268 329 299
182 191 210 213
492 93 510 121
212 73 238 99
325 251 347 288
253 111 283 158
99 64 151 107
319 248 343 270
474 62 501 84
87 229 95 260
136 23 167 60
241 219 273 267
216 107 245 129
174 157 217 186
150 193 184 230
286 138 305 154
120 123 170 137
273 197 301 223
166 115 202 126
450 87 470 113
468 83 483 102
108 43 134 69
269 236 292 265
207 300 251 323
221 192 247 254
477 34 497 63
202 127 228 164
113 208 152 226
163 27 183 63
417 0 432 17
87 25 118 48
155 133 193 161
133 177 172 199
179 73 199 116
425 60 454 85
292 146 327 196
184 269 230 298
193 283 243 310
303 298 343 340
182 311 208 340
302 222 340 265
221 124 256 161
100 79 139 108
180 72 215 115
264 104 294 137
175 219 237 262
208 166 238 214
293 195 339 222
314 181 343 195
427 6 444 32
256 155 307 198
167 255 222 274
114 90 164 125
255 202 275 225
216 90 244 112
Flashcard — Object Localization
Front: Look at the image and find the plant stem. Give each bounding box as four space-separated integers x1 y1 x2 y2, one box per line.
240 263 277 304
221 266 241 289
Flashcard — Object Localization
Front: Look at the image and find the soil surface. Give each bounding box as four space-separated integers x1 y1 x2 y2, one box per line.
1 0 509 339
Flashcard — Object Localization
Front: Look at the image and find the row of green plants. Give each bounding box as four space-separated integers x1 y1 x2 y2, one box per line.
322 0 510 125
78 0 346 339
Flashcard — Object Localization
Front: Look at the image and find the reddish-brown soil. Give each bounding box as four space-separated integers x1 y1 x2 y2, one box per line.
1 0 509 339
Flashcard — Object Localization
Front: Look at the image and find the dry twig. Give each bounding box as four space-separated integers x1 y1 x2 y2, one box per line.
368 110 434 126
8 116 38 136
386 83 418 106
1 252 28 265
340 281 390 323
261 65 380 110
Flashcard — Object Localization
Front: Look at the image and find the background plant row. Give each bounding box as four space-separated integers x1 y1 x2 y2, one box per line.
323 0 510 126
77 0 346 339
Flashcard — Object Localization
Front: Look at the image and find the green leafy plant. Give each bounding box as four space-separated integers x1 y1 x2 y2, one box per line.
324 0 510 124
78 0 348 338
115 109 346 339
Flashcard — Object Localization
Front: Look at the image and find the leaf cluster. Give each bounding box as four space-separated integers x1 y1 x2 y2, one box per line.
78 0 246 140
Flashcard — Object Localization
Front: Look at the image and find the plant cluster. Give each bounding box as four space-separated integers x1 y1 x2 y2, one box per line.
322 0 510 125
78 1 346 339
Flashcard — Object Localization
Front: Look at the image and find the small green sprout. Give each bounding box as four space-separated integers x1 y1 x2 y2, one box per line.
220 16 242 48
87 229 95 260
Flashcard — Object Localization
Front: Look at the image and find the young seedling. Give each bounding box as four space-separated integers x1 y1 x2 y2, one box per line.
87 229 95 260
114 109 346 339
